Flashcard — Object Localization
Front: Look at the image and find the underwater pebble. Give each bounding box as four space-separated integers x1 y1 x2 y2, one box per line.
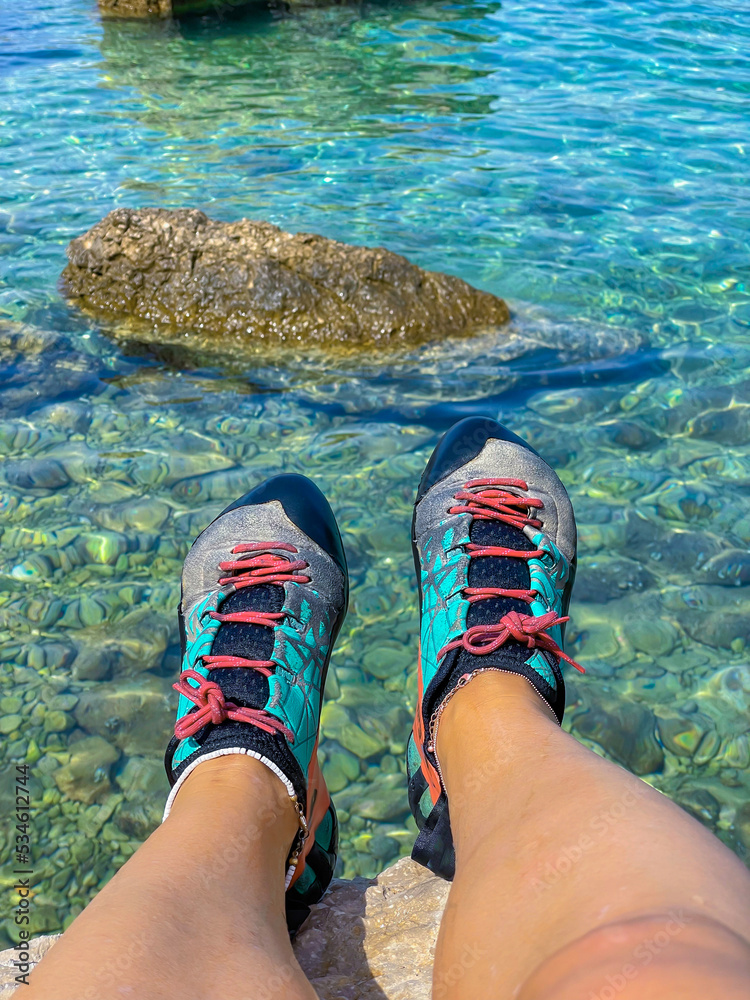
54 736 120 805
338 687 411 756
368 833 400 862
601 419 660 451
639 480 720 525
361 645 412 680
71 646 113 682
48 694 78 712
4 458 70 490
322 746 361 794
11 594 64 628
76 531 129 566
705 664 750 712
336 772 407 822
74 677 174 756
171 466 259 503
323 668 341 701
321 703 385 759
680 609 750 651
114 756 168 799
80 793 124 839
573 619 628 664
575 557 656 604
41 643 75 671
656 713 707 757
10 555 53 581
43 711 73 733
723 734 750 770
36 401 92 434
693 730 722 766
689 406 750 445
115 800 162 841
0 420 42 454
93 497 170 533
131 450 235 488
700 550 750 587
70 608 173 678
528 388 615 422
573 699 663 775
0 490 21 519
734 802 750 851
0 714 22 735
624 619 678 657
379 754 400 775
675 788 720 826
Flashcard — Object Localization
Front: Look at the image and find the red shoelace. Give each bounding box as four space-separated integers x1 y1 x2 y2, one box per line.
436 478 584 673
173 542 311 742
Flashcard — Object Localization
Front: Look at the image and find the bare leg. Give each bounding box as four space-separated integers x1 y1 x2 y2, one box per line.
433 672 750 1000
27 756 316 1000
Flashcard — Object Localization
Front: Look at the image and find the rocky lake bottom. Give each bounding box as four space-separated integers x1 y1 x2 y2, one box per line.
2 307 750 945
2 0 750 949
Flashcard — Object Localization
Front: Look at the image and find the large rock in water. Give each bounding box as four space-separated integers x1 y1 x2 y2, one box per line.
97 0 396 17
0 859 448 997
61 208 509 347
98 0 172 17
98 0 216 17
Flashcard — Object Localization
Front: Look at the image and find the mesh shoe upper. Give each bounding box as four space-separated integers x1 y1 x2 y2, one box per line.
166 493 347 796
163 475 347 928
408 419 579 879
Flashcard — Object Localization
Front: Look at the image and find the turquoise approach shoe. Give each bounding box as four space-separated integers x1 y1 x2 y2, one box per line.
406 416 583 879
163 474 348 933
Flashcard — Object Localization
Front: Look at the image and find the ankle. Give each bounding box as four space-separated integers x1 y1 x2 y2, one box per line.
172 753 298 837
439 668 557 739
436 670 559 786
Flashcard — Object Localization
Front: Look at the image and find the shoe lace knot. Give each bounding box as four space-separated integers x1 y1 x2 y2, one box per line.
174 669 295 741
439 478 584 674
173 542 310 742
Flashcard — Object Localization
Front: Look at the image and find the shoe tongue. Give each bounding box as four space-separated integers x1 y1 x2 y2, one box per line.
207 583 284 708
183 581 309 810
424 510 563 730
464 518 535 667
458 516 561 707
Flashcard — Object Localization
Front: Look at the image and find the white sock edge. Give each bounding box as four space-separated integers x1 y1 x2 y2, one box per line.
162 746 296 823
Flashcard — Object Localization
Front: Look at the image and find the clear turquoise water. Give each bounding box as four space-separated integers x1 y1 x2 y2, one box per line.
2 0 750 943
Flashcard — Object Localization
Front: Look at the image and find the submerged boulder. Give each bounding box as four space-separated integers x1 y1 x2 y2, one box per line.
61 208 509 348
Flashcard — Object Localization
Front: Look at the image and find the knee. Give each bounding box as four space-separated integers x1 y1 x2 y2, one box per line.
518 910 750 1000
